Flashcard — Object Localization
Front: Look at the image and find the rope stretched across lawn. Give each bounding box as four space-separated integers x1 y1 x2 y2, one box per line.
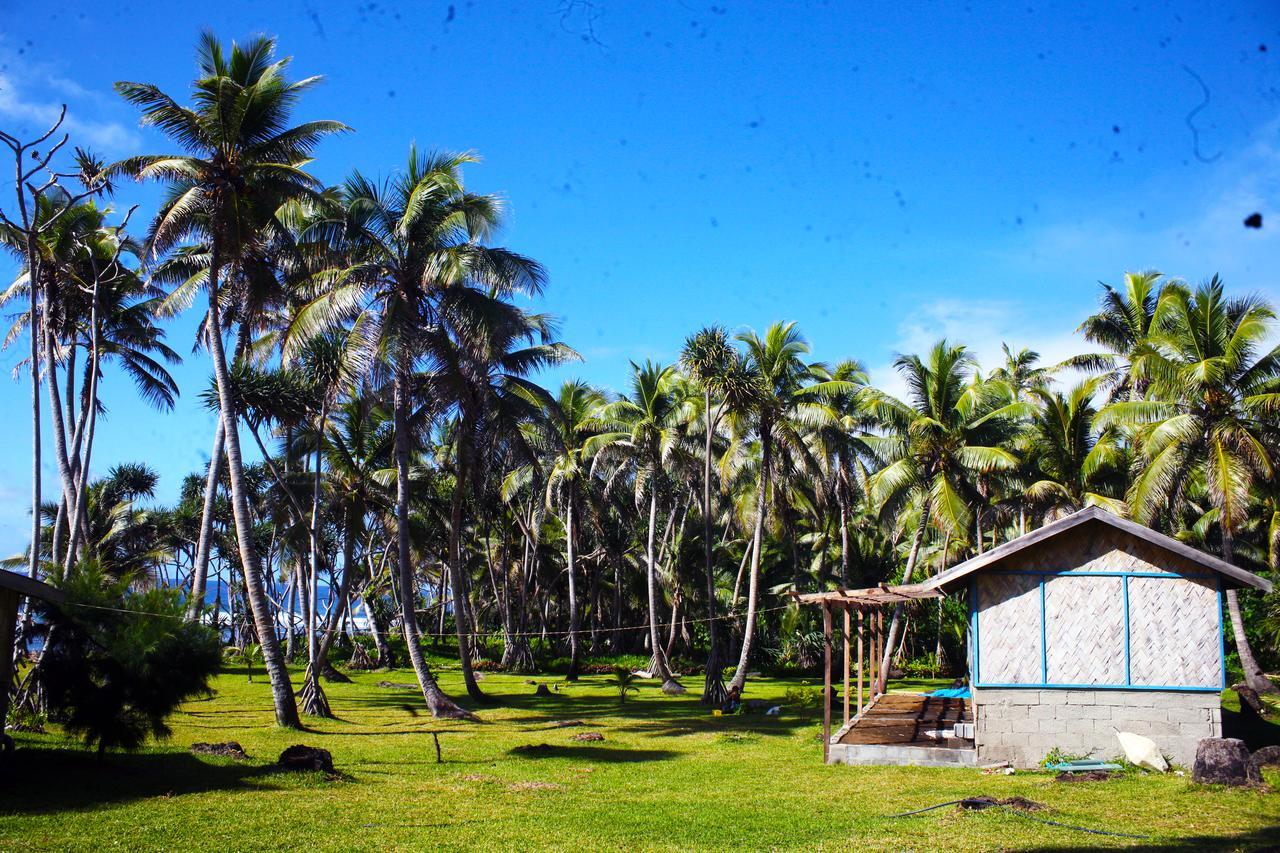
888 798 1150 840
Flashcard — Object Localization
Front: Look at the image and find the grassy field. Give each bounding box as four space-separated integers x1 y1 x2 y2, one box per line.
2 660 1279 851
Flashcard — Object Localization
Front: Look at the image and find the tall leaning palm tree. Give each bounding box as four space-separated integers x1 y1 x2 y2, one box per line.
1101 278 1280 693
286 146 544 717
865 340 1020 691
112 32 348 727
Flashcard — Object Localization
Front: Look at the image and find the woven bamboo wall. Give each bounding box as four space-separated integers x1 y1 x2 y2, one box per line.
996 520 1203 576
1128 576 1221 687
976 574 1041 683
1044 575 1125 684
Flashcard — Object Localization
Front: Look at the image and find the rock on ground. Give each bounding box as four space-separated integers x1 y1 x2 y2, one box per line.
277 744 336 774
1192 738 1260 786
190 741 249 760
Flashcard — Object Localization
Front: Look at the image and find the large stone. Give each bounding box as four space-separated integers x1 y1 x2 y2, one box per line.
1251 745 1280 776
1192 738 1260 786
277 744 336 774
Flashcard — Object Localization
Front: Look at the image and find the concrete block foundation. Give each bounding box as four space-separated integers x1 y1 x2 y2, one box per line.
973 687 1221 768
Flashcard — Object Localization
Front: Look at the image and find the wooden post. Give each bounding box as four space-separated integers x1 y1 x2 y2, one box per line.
842 606 850 726
856 609 864 716
0 589 17 738
822 602 832 763
874 610 884 696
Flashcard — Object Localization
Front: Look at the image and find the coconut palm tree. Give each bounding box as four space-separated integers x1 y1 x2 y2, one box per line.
864 340 1021 690
1068 271 1178 401
1100 277 1280 692
513 380 605 680
284 147 543 717
112 32 348 727
589 361 694 692
1023 377 1127 521
724 322 843 694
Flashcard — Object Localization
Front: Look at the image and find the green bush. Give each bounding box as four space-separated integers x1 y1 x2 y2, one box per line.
37 563 222 756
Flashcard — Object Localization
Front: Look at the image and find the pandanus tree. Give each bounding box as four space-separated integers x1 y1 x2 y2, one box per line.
864 340 1020 690
679 326 755 704
286 146 544 717
1099 278 1280 693
112 32 349 727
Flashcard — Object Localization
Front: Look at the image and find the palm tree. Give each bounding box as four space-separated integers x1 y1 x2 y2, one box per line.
516 380 604 680
590 361 694 692
679 326 740 704
1023 378 1127 521
1100 278 1280 692
1069 271 1178 401
725 322 841 694
112 32 348 727
865 340 1020 690
286 147 543 717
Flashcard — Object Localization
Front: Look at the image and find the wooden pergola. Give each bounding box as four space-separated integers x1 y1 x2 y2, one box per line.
793 584 943 762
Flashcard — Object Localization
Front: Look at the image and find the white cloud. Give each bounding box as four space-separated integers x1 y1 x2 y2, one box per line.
867 299 1089 401
0 71 139 152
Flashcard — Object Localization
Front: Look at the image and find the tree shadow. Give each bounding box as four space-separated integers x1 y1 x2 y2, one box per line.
1027 822 1280 851
0 744 287 816
1222 707 1280 750
507 743 678 762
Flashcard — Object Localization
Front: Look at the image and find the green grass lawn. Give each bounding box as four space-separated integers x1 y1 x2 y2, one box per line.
3 662 1279 851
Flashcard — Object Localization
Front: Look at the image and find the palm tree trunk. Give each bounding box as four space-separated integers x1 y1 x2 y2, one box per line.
301 410 332 717
838 488 852 587
564 493 581 680
393 363 473 719
645 479 678 689
729 430 770 694
1223 532 1276 693
27 263 42 585
448 459 484 701
204 234 299 729
701 392 727 704
878 507 930 691
189 417 226 620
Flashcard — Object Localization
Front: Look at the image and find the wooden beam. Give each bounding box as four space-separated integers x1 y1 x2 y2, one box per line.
842 607 850 726
856 609 864 717
822 602 832 763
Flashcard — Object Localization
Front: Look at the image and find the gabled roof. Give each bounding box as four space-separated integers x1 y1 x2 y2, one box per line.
0 569 64 603
921 506 1273 593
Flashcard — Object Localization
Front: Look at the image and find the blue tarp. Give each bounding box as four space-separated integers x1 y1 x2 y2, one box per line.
926 687 971 698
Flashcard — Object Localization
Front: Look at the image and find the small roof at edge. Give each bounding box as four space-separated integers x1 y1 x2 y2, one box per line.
921 506 1272 594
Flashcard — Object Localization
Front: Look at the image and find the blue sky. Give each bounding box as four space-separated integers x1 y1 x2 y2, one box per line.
1 1 1278 556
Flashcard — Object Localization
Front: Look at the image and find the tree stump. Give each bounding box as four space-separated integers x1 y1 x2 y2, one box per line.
1192 738 1260 786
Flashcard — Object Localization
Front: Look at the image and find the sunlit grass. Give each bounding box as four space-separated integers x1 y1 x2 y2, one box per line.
2 663 1278 851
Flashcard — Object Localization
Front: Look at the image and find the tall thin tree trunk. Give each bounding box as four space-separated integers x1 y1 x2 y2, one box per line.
564 493 581 680
701 392 727 704
205 235 299 728
1223 532 1277 693
188 417 225 620
878 507 930 691
301 410 332 717
448 460 483 701
645 480 680 691
728 431 770 694
393 363 473 718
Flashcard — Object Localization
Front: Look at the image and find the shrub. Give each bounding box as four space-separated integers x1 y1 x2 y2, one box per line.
37 563 222 756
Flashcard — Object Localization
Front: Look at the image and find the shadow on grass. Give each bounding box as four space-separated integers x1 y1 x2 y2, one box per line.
0 744 285 816
1027 822 1280 852
507 743 678 762
1222 707 1280 750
